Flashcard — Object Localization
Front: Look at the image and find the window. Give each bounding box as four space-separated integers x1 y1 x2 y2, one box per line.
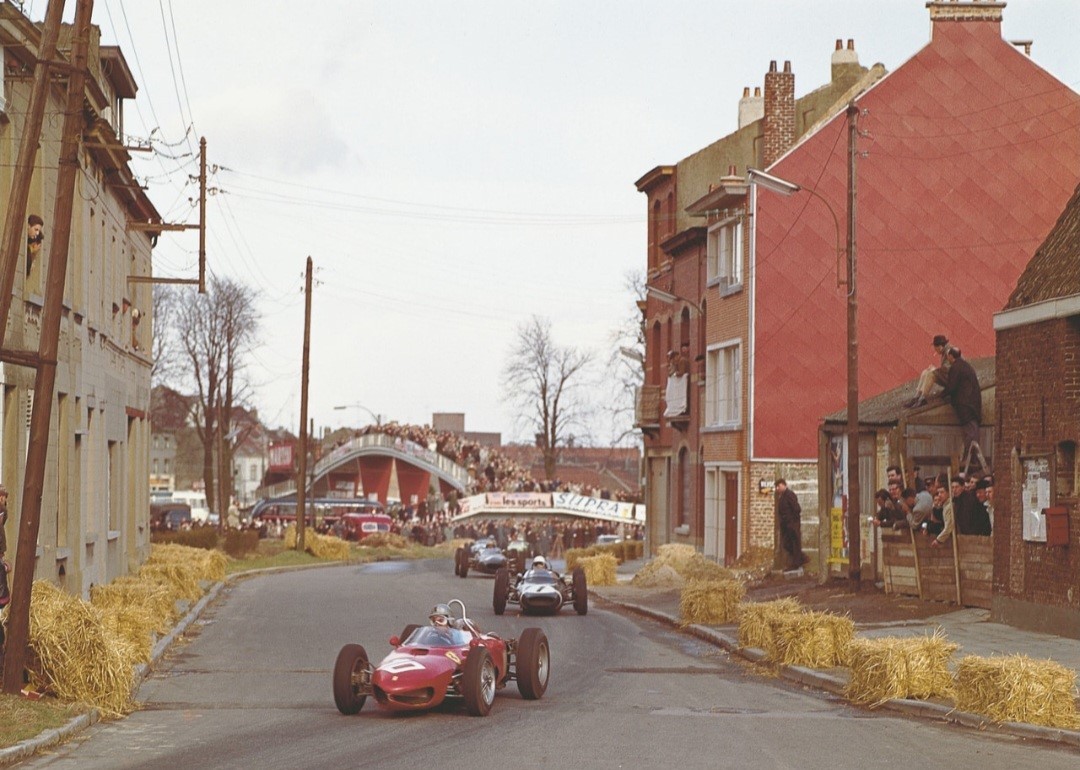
706 341 741 427
707 217 742 290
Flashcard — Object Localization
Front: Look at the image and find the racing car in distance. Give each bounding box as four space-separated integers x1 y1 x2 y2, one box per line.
332 599 549 717
493 556 588 616
455 538 526 577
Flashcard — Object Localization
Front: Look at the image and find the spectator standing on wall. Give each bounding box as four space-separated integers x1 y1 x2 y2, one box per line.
941 347 982 453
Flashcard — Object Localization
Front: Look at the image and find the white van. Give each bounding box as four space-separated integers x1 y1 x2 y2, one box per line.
171 490 213 523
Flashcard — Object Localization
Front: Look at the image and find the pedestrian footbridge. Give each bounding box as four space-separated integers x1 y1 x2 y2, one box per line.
256 432 470 506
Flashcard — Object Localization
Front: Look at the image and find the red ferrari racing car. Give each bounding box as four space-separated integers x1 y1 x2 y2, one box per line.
332 599 549 717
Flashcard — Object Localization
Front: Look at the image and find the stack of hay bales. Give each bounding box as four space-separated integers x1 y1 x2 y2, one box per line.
953 654 1080 729
679 579 745 627
361 532 411 549
282 525 352 560
21 543 227 717
846 632 958 705
578 553 618 586
565 547 603 572
26 581 138 717
631 544 734 589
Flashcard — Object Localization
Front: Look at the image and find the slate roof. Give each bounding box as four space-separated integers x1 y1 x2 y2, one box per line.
1005 181 1080 309
821 356 994 426
751 14 1080 459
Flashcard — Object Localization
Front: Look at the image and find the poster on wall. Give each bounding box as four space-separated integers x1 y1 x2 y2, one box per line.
1021 456 1051 542
828 436 849 567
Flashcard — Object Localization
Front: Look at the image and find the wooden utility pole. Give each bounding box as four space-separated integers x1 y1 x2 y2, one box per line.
3 0 94 694
295 257 313 552
0 0 67 341
845 101 861 588
126 137 207 292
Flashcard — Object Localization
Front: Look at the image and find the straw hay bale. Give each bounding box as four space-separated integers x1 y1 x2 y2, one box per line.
578 554 618 586
679 579 745 627
766 610 854 668
27 581 137 717
845 632 957 706
629 544 733 588
631 563 684 589
953 654 1080 729
306 533 351 561
566 547 603 572
91 579 177 635
146 543 227 582
737 598 802 651
362 532 411 549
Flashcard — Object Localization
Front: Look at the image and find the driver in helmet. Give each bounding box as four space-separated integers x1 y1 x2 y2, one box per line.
429 603 456 641
528 555 554 577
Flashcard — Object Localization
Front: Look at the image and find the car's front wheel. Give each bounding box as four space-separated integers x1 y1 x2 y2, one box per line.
461 646 496 716
516 627 550 700
493 568 509 615
573 567 588 615
332 643 369 715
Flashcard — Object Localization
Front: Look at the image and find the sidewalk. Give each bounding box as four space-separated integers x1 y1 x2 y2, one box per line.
590 558 1080 748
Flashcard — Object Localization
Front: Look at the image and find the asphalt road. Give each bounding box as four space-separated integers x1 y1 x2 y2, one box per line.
15 560 1080 769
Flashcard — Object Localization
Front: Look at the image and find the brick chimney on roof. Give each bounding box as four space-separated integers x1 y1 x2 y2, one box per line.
926 1 1005 26
763 60 795 167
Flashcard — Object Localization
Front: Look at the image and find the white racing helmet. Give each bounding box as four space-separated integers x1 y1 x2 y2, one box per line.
429 603 452 627
532 555 547 569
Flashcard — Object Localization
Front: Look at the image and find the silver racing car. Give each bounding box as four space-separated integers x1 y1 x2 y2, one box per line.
493 555 588 616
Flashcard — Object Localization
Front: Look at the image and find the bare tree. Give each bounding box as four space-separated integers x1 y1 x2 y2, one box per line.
173 277 260 521
151 283 181 387
502 315 594 479
603 269 646 445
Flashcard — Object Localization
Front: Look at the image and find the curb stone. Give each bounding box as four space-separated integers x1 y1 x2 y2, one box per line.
594 590 1080 749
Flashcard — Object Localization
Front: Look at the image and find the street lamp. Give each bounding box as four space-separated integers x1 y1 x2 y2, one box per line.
333 402 382 427
646 285 703 316
749 163 861 586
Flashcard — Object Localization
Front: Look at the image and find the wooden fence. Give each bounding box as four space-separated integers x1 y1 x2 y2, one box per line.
880 531 993 609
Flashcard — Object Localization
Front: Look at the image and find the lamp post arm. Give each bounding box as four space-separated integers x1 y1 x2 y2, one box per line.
800 185 845 289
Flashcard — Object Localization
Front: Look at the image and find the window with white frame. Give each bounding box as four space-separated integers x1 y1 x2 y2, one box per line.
706 341 741 427
706 217 742 289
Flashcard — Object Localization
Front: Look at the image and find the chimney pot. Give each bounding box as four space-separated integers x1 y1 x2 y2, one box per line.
783 60 791 74
742 86 750 97
847 38 854 50
769 60 777 73
754 87 761 97
728 164 737 176
835 39 843 51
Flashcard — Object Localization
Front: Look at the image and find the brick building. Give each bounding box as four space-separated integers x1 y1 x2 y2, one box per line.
637 1 1080 566
992 181 1080 639
636 42 875 560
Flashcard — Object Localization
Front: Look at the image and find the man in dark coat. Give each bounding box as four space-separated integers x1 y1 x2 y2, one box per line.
775 479 806 570
942 347 981 450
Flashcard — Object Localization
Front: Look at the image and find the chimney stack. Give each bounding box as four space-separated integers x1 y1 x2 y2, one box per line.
763 60 795 167
831 37 860 83
927 1 1005 28
738 85 764 129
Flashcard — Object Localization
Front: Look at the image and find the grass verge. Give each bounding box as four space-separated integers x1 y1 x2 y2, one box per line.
0 694 82 747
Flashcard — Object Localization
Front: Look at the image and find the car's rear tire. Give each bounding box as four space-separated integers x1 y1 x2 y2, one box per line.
332 643 369 715
493 568 509 615
516 628 550 700
573 567 588 615
459 554 469 578
454 547 464 576
397 624 419 644
461 646 496 716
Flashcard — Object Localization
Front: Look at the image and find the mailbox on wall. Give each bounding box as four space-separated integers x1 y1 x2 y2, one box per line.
1044 506 1069 547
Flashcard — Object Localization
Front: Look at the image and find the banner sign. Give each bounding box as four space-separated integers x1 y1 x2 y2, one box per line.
486 492 551 509
552 492 640 521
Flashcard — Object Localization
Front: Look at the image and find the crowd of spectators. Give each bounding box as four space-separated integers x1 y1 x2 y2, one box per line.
872 463 993 546
354 422 641 503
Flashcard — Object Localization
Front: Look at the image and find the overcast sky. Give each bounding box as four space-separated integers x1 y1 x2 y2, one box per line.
44 0 1080 443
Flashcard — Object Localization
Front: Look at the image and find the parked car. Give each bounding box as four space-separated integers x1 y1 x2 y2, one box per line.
150 502 192 532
